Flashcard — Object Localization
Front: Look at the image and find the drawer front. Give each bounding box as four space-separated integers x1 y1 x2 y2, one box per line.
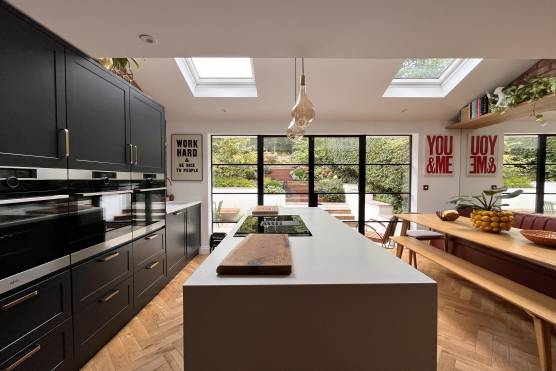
0 319 73 371
133 229 165 271
134 253 166 310
72 243 132 312
0 270 71 357
74 277 133 367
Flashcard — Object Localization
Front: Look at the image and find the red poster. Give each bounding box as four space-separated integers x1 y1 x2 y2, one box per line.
468 135 498 176
424 135 454 176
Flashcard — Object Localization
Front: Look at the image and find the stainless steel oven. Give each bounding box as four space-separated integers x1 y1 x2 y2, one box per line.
0 167 70 295
132 172 166 230
67 169 134 263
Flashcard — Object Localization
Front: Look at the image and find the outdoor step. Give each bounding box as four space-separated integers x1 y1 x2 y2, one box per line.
332 214 355 220
323 209 352 214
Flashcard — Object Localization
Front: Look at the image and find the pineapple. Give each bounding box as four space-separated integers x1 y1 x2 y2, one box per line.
470 209 514 233
450 187 523 234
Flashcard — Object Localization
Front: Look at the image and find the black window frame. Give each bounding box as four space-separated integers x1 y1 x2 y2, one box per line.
503 134 556 214
211 134 413 234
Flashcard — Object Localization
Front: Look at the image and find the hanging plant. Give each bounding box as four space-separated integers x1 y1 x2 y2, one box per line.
489 76 556 124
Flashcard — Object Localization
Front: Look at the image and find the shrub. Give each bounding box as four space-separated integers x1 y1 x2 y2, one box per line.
213 177 256 188
316 178 345 202
290 166 309 181
264 178 285 193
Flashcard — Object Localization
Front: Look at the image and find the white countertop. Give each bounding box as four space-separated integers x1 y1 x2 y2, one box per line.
185 207 435 287
166 201 201 214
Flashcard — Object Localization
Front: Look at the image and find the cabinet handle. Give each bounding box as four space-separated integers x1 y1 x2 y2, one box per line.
99 289 119 303
1 290 38 311
97 252 119 262
146 261 160 270
4 344 41 371
174 212 184 216
128 143 134 165
58 129 70 158
145 234 158 240
134 145 139 165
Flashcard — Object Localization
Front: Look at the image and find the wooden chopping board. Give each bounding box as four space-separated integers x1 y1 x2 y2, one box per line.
217 234 292 275
252 205 279 216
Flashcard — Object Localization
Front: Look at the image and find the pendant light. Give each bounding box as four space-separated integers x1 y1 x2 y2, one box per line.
291 57 315 128
286 58 305 140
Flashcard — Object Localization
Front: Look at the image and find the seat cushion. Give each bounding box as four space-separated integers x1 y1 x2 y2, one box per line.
406 230 445 240
512 212 556 231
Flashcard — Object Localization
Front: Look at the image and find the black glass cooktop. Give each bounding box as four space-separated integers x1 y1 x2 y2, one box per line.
234 215 312 237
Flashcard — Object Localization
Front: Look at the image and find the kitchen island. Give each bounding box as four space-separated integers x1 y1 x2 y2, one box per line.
184 208 437 371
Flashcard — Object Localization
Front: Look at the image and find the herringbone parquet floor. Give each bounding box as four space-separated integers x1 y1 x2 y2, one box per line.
82 251 555 371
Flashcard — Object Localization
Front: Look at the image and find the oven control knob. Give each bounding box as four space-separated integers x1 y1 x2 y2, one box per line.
5 176 20 189
102 177 110 185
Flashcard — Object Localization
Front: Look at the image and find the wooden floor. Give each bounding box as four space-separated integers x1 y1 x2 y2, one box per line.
83 251 555 371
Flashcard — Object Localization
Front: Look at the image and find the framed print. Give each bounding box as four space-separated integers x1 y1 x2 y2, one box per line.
171 134 203 181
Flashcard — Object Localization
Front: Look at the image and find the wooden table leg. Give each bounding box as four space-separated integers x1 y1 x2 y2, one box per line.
396 220 410 259
531 316 552 371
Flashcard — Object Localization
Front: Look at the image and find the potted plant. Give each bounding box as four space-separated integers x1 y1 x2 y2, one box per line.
98 57 140 87
450 187 522 233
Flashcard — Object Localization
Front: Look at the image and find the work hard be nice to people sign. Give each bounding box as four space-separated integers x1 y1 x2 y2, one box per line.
171 134 203 181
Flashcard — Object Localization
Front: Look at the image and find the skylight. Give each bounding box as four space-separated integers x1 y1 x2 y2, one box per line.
394 58 455 79
383 58 483 98
175 57 257 98
190 58 253 79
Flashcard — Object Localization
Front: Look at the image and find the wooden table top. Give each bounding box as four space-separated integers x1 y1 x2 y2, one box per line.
395 213 556 270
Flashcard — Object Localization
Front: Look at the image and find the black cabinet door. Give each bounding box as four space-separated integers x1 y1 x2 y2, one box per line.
166 211 186 277
186 204 201 259
0 5 67 168
0 319 73 371
130 89 165 173
66 50 131 171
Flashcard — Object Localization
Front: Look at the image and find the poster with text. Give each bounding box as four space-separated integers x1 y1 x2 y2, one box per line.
467 134 498 176
171 134 203 181
424 134 455 176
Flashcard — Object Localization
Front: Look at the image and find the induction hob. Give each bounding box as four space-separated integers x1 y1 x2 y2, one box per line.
234 215 312 237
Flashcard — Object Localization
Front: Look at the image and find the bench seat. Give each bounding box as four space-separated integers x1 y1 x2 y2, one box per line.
391 235 556 371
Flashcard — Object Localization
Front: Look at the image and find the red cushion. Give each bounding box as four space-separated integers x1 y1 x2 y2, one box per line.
512 212 556 231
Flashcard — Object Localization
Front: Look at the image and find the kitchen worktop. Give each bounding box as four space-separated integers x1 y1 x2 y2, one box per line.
165 201 201 214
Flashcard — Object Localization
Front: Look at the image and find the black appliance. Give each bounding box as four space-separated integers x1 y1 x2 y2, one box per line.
131 172 166 231
0 166 71 295
66 169 134 263
234 215 312 237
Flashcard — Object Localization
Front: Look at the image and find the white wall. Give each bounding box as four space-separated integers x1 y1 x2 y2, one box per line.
166 118 554 249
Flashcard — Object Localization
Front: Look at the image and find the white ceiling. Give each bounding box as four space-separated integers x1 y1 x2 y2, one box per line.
133 58 536 123
7 0 556 58
6 1 543 123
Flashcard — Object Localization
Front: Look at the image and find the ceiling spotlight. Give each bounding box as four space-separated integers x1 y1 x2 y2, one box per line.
221 108 227 113
139 34 157 44
401 108 408 113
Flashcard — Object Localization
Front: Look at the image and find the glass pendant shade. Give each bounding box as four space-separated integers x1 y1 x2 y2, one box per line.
290 74 315 127
286 119 305 140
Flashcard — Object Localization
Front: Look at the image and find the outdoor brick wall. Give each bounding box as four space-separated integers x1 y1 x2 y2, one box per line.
513 59 556 84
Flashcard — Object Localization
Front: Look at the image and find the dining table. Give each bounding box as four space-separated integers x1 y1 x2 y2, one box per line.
394 213 556 299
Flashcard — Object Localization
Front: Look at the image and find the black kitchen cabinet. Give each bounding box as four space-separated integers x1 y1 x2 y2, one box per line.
0 5 67 169
65 50 131 172
0 270 71 364
130 89 165 174
186 204 201 259
166 210 187 279
73 277 133 368
0 319 74 371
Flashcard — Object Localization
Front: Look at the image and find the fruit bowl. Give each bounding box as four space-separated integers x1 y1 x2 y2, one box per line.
520 230 556 247
470 210 513 233
436 210 459 221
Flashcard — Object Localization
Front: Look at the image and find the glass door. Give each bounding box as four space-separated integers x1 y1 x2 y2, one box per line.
313 136 360 230
543 135 556 214
262 136 309 208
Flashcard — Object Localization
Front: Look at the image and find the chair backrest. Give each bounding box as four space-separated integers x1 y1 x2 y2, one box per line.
382 216 398 244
